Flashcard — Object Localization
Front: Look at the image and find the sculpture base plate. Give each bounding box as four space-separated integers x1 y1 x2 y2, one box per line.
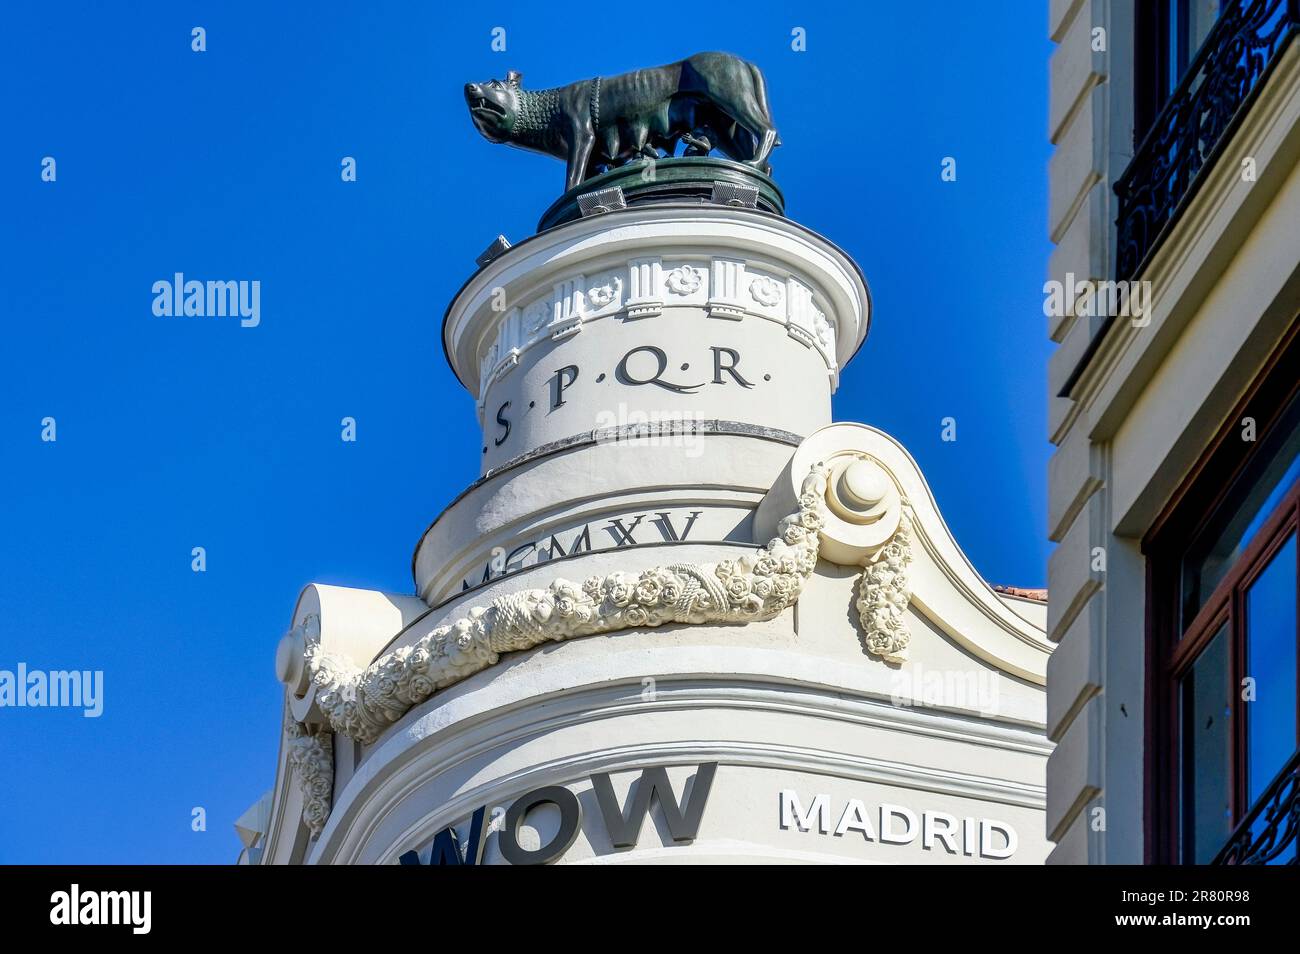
537 157 785 232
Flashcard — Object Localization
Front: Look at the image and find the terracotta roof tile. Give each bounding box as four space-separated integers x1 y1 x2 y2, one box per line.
991 584 1048 603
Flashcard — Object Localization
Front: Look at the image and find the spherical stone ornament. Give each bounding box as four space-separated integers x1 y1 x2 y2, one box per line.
275 625 309 695
840 459 887 506
830 457 895 524
818 453 901 561
756 423 905 567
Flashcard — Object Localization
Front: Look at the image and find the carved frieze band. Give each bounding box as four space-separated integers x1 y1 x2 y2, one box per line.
477 256 838 406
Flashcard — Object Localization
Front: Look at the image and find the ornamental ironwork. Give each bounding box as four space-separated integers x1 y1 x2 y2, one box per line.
1213 749 1300 864
1114 0 1298 279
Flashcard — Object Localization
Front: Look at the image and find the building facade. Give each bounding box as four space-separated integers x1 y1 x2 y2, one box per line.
236 85 1056 864
1046 0 1299 863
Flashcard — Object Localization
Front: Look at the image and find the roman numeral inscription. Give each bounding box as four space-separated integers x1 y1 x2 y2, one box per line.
461 509 706 592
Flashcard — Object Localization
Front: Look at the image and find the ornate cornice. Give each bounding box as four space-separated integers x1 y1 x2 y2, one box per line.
473 253 840 419
443 209 871 403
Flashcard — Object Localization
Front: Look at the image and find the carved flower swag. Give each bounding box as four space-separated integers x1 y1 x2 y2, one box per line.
304 463 828 748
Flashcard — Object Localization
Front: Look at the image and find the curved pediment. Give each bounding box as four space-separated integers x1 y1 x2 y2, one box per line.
757 422 1052 684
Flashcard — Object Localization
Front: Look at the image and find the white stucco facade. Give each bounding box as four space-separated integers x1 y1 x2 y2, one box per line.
242 199 1054 865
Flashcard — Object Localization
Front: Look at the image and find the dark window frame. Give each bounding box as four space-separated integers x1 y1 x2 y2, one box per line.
1135 0 1180 141
1144 318 1300 863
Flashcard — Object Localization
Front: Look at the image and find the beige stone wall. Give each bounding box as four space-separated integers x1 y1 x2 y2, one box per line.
1045 0 1133 864
1046 0 1300 863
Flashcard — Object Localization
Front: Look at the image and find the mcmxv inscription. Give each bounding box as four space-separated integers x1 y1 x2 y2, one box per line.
462 508 703 591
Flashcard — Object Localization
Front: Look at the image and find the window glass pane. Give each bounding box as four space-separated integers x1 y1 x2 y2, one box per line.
1181 622 1232 863
1182 392 1300 629
1246 533 1298 808
1188 0 1221 60
1167 0 1183 95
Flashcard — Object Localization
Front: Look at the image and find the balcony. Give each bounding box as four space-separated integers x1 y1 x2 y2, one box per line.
1114 0 1299 280
1213 748 1300 864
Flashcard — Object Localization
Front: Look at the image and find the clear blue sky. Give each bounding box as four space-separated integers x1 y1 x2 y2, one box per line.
0 2 1053 862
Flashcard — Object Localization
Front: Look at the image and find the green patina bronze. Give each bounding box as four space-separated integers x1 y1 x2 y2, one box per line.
464 52 780 193
536 156 784 231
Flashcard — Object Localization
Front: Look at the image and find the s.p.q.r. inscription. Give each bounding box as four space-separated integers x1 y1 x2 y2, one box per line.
488 343 760 453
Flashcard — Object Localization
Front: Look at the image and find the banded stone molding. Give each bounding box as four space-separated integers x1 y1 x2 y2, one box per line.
475 253 838 420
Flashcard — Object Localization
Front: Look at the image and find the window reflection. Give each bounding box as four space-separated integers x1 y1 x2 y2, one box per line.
1182 393 1300 629
1246 535 1298 822
1180 623 1232 864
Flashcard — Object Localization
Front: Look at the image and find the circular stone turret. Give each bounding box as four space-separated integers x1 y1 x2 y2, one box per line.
419 203 870 603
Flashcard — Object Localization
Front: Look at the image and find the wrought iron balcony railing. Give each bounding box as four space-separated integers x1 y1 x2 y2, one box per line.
1212 748 1300 864
1114 0 1299 279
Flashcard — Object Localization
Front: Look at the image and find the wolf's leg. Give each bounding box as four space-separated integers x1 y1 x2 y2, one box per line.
566 128 596 191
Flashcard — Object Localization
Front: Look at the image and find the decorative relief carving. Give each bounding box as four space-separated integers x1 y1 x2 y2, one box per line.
550 275 584 340
625 258 663 319
707 259 748 320
854 509 913 663
285 712 333 838
585 276 621 310
813 310 834 350
296 463 830 746
748 274 783 307
523 299 550 335
281 458 919 834
665 265 703 296
776 438 914 664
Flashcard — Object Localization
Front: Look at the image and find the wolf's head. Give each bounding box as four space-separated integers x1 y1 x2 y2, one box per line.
464 71 524 143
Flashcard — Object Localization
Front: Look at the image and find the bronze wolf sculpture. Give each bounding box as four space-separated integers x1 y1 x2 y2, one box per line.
465 52 779 191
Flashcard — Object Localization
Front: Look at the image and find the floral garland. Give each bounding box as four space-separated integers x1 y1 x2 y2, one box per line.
284 714 333 837
299 463 830 747
855 507 913 663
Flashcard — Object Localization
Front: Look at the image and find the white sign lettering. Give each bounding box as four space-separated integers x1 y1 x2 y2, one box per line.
779 790 1018 859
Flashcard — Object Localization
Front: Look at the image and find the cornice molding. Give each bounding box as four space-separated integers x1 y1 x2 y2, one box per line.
443 208 871 403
